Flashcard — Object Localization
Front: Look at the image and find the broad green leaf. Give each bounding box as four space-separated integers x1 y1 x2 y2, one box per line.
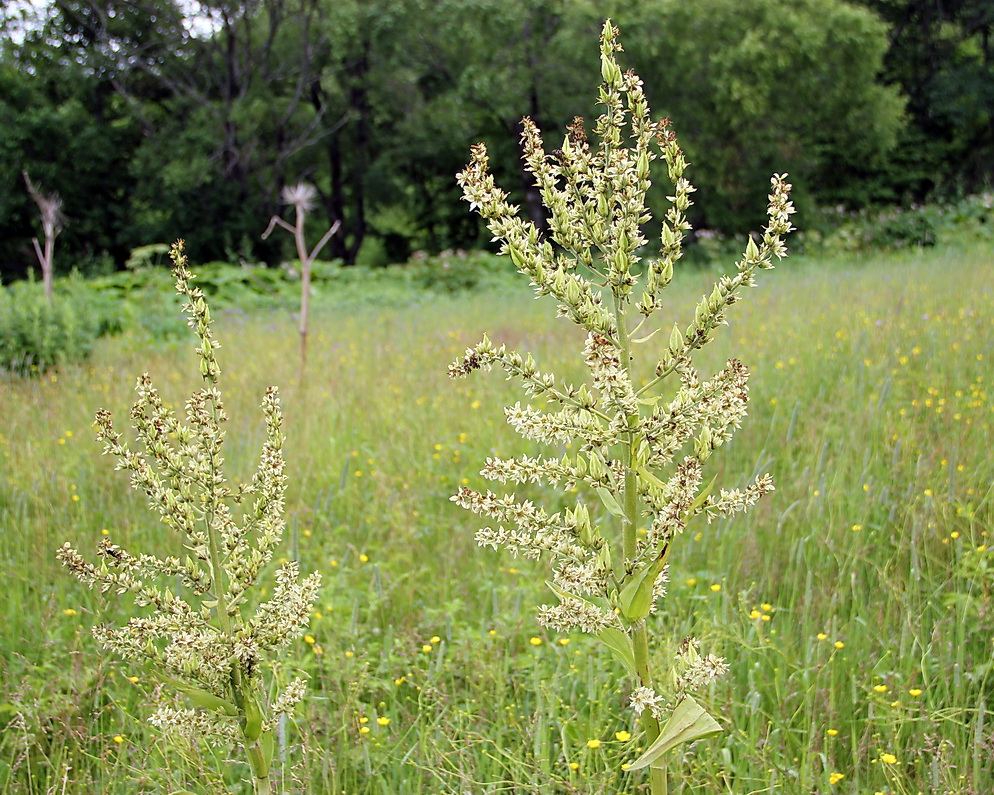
182 687 239 717
261 729 275 770
596 627 638 679
243 695 264 741
618 557 665 621
157 674 239 717
688 474 719 514
595 487 626 519
626 696 722 771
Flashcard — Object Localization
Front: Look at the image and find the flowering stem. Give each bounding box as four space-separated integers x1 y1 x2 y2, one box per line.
202 376 271 792
634 361 679 398
615 292 667 795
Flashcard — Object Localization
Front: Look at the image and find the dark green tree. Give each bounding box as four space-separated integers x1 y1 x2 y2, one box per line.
609 0 905 230
854 0 994 199
0 3 145 279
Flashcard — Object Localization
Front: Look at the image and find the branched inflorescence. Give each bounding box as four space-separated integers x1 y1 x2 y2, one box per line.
450 20 793 780
58 242 318 791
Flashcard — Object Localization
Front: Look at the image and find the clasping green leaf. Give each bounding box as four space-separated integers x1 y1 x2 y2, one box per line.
243 694 264 741
157 674 239 717
688 474 719 514
618 557 665 621
596 626 637 679
595 487 626 519
626 695 722 771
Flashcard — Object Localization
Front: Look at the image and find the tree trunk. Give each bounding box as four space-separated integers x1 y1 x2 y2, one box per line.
345 39 371 265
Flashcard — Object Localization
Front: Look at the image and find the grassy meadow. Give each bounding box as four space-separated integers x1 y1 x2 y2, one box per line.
1 241 992 794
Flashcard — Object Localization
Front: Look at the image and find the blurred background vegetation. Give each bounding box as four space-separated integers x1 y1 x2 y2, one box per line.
0 0 991 279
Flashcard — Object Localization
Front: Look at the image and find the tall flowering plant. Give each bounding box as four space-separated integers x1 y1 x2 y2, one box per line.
450 21 794 793
58 242 320 795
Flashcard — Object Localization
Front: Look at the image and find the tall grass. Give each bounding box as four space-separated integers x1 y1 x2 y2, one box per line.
1 242 991 793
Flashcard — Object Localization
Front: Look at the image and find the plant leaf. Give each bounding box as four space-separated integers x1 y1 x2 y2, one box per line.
595 487 626 519
182 687 239 717
626 696 723 771
261 728 275 769
618 557 665 621
631 327 661 345
546 580 598 608
157 674 239 717
688 474 719 514
243 694 264 741
635 465 668 491
596 627 638 679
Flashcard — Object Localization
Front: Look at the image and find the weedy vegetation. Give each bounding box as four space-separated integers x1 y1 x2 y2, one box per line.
449 20 792 794
1 240 992 795
57 243 319 794
0 20 992 795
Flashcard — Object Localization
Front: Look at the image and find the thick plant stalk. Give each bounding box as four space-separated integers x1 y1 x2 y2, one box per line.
618 293 667 795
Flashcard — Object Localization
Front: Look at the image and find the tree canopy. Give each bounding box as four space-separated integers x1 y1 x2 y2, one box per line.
0 0 988 278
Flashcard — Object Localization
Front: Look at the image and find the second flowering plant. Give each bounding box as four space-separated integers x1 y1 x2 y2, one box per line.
450 21 794 793
58 242 320 794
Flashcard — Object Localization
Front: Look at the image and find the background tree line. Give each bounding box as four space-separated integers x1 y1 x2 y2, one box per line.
0 0 991 280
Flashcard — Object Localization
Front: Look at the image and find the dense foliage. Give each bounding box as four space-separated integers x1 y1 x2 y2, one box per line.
0 249 514 373
2 0 989 280
0 275 103 373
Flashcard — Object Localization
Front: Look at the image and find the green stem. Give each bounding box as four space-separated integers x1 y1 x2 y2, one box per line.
246 739 273 794
633 619 666 794
202 390 270 787
615 292 667 795
635 361 679 398
614 292 638 564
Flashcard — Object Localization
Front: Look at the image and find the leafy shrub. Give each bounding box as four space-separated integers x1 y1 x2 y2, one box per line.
87 267 187 341
0 277 100 374
1 250 522 378
813 193 993 253
405 249 511 293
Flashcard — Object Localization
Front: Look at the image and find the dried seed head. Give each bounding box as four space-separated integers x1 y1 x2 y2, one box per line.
281 182 318 213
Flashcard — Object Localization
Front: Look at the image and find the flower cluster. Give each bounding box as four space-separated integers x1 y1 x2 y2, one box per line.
672 637 730 694
58 243 318 789
450 20 793 770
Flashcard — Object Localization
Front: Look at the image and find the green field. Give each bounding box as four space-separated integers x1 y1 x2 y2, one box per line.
1 242 992 794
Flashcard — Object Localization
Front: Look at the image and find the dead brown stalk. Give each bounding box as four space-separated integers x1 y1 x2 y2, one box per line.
263 182 340 385
22 170 63 303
